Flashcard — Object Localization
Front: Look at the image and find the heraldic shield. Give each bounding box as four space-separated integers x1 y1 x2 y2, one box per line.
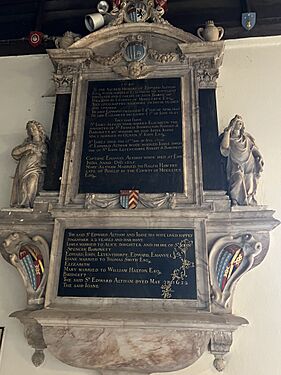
120 190 139 209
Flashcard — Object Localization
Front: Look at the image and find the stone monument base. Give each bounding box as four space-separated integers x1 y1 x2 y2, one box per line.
12 309 247 373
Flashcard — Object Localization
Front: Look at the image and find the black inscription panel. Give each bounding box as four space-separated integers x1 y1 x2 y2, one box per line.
79 78 183 193
58 229 197 300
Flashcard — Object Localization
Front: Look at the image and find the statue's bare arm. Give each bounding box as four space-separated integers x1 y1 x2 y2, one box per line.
220 127 231 157
11 143 37 160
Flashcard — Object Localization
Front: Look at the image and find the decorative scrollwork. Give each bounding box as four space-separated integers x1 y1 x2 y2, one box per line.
150 5 170 24
1 232 50 308
93 51 123 66
161 239 195 299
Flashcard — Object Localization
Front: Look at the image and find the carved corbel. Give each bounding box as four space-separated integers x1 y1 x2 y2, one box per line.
210 331 233 372
1 232 50 308
209 233 262 311
10 310 46 367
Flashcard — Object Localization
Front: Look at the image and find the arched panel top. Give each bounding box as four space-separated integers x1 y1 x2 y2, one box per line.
69 23 201 51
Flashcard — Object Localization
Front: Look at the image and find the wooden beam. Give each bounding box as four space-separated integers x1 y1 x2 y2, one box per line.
44 8 98 22
35 0 46 30
45 0 98 11
0 38 54 56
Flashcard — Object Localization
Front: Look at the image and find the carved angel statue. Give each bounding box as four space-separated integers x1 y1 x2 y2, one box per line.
10 120 49 208
220 115 264 206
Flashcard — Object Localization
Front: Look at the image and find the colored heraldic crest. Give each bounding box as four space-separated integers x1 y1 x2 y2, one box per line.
120 190 139 209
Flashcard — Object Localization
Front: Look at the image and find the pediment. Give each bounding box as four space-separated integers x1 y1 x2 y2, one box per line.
69 23 201 53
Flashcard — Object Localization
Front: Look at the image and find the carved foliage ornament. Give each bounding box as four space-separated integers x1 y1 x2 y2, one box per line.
209 233 262 310
1 232 50 308
193 59 219 88
53 63 83 93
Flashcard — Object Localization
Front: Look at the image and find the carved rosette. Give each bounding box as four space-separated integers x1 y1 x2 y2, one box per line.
209 233 262 311
1 232 50 308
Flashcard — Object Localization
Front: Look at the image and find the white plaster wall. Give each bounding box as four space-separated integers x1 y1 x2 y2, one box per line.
0 37 281 375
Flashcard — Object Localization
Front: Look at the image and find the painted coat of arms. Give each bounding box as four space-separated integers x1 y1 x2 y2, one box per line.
120 190 139 209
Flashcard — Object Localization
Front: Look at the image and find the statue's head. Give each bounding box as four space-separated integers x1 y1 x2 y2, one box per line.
229 115 245 135
26 120 46 142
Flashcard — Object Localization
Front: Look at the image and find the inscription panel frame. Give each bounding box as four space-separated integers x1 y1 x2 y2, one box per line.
59 66 203 208
79 78 185 195
45 214 210 311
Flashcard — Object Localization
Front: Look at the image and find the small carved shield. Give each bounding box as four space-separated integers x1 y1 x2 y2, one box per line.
120 190 139 209
125 42 146 62
241 12 256 31
126 1 148 22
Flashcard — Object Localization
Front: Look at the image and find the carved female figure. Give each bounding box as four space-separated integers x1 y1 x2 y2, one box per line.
10 121 48 208
220 115 264 206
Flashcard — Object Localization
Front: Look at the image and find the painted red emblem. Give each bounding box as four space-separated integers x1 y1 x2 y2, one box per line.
28 31 44 47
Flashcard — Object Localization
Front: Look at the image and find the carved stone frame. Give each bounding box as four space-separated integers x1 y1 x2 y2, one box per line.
45 213 210 311
58 68 203 208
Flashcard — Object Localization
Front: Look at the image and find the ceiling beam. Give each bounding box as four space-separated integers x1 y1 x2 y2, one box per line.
35 0 46 30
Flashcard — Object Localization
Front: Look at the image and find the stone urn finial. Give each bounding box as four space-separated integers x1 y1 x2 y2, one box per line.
55 31 81 49
197 20 224 42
